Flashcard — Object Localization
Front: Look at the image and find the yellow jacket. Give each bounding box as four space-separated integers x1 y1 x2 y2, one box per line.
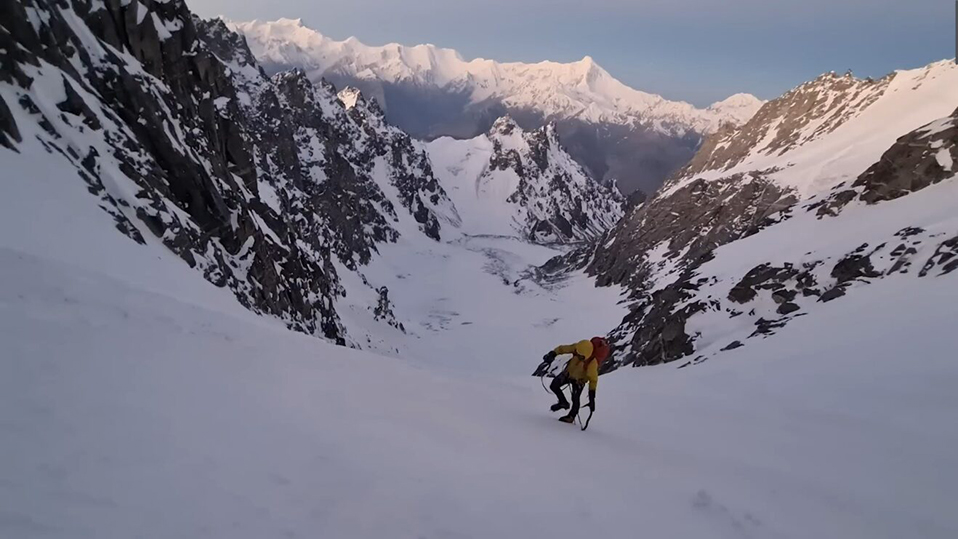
554 340 599 391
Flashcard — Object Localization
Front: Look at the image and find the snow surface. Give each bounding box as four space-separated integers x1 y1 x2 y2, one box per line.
3 223 958 538
936 147 954 172
228 18 764 135
3 96 958 537
426 134 526 238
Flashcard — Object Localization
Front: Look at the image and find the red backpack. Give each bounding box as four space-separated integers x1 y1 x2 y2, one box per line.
589 337 610 365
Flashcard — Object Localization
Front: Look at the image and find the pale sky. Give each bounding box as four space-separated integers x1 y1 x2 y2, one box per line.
189 0 955 106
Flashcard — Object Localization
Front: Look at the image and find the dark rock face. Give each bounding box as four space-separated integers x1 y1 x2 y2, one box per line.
920 235 958 277
831 250 881 282
816 108 958 216
729 264 801 305
266 70 400 268
568 91 957 369
338 87 454 243
777 302 801 315
293 74 704 195
590 174 797 291
818 287 846 303
721 341 744 352
373 286 404 332
573 171 799 368
481 117 625 243
0 92 21 149
0 1 453 343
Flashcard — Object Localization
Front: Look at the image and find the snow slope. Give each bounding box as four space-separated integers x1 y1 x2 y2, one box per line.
671 60 958 198
228 18 764 136
3 85 956 536
679 167 958 364
3 218 958 538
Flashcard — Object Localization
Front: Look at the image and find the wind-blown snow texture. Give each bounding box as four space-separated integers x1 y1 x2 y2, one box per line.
228 18 765 194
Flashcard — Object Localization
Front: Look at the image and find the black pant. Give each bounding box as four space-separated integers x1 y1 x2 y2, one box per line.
550 372 584 417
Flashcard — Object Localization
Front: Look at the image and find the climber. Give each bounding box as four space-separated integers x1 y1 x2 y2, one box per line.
540 337 610 424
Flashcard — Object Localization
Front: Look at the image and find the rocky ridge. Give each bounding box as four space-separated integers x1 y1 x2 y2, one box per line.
485 116 625 243
572 63 958 370
0 0 455 344
425 116 625 243
0 0 624 351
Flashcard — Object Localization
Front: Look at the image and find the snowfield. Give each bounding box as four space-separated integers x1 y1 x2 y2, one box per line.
2 143 957 538
3 242 957 539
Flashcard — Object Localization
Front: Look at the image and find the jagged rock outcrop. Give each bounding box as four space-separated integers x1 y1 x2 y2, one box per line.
0 0 455 344
493 117 625 242
590 174 796 289
0 0 345 337
229 18 765 194
337 86 458 242
815 108 958 215
427 116 624 243
575 62 958 369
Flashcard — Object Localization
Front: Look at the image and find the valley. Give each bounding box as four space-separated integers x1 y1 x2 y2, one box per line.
1 1 957 538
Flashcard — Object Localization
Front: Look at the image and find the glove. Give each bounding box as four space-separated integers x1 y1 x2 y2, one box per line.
542 351 557 363
588 389 596 411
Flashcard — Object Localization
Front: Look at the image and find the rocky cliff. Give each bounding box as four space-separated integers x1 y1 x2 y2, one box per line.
579 62 958 369
426 116 624 242
0 0 456 343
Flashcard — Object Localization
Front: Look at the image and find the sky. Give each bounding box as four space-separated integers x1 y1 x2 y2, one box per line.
189 0 955 106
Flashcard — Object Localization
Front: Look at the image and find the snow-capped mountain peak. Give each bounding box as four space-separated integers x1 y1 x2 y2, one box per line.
231 18 468 87
228 18 763 136
337 86 363 110
426 119 624 242
706 93 767 127
584 57 958 373
226 17 766 193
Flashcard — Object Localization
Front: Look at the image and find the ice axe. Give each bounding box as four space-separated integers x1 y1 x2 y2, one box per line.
577 406 594 431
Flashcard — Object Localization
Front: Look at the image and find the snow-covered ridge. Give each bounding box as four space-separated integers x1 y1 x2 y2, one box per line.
674 60 958 197
227 18 764 136
426 116 624 242
584 58 958 370
0 0 627 359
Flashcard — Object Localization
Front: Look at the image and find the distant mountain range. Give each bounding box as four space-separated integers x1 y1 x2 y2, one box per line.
228 18 764 194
